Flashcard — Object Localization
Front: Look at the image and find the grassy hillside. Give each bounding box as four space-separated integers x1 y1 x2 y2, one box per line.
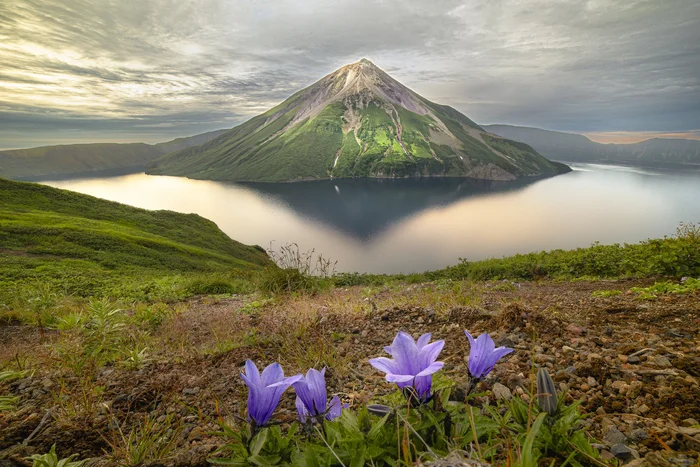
0 178 270 301
0 129 228 180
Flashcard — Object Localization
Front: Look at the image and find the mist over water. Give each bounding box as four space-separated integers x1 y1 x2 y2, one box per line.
41 164 700 274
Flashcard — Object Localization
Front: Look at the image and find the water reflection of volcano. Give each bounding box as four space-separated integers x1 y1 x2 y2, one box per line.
237 177 547 241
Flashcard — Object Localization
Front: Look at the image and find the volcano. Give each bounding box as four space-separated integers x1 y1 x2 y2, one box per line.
149 59 569 182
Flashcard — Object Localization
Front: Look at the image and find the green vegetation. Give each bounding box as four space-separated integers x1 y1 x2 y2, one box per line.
629 277 700 300
212 373 599 466
27 444 85 467
0 130 227 180
0 178 270 310
335 223 700 286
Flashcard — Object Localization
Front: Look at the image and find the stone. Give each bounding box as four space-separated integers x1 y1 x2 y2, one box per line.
41 378 54 390
188 426 206 442
611 444 633 460
636 404 650 414
652 355 672 368
629 429 649 443
611 381 629 392
183 387 201 396
566 324 585 336
627 355 641 364
491 383 512 401
604 427 628 446
588 353 603 362
562 345 575 353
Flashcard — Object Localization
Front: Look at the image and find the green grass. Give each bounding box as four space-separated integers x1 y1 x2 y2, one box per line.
334 223 700 286
0 178 270 304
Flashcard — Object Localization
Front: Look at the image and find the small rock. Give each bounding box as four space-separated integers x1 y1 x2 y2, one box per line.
587 376 598 387
580 383 590 392
491 383 512 401
611 444 633 460
566 324 586 336
629 429 648 443
41 378 54 390
636 404 650 414
604 427 628 446
612 381 629 392
562 345 575 353
587 353 602 362
183 387 201 396
652 356 672 368
188 426 206 442
627 355 641 364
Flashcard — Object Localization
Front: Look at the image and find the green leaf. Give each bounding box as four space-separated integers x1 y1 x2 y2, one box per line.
250 429 269 457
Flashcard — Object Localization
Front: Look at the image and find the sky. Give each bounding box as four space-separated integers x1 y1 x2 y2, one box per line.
1 0 699 150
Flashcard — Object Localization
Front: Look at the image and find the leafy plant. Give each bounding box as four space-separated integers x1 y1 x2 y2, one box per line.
26 444 85 467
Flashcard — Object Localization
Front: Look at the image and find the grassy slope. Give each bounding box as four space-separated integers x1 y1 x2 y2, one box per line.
0 130 228 180
150 97 569 182
0 178 271 297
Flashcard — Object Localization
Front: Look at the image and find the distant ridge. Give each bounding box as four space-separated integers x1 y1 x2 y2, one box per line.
148 59 570 182
484 125 700 169
0 129 228 180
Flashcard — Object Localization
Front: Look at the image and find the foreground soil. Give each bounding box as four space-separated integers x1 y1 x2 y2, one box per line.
1 279 699 466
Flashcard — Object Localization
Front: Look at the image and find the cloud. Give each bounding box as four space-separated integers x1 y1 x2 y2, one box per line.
0 0 699 148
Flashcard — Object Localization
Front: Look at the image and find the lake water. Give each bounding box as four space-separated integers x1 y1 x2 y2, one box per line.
40 164 700 274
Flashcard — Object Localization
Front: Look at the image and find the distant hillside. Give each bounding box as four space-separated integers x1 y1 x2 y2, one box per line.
484 125 700 169
149 60 569 182
0 178 270 296
0 129 228 180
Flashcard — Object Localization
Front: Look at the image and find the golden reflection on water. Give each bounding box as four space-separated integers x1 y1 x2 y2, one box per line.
42 166 700 273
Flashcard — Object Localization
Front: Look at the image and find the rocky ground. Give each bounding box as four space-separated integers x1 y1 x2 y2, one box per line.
0 279 698 466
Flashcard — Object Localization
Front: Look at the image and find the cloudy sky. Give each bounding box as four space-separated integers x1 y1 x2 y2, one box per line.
1 0 699 149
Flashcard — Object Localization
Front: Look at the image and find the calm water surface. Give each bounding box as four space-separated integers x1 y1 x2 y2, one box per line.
41 164 700 273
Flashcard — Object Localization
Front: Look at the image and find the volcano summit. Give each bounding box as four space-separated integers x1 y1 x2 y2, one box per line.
148 59 569 182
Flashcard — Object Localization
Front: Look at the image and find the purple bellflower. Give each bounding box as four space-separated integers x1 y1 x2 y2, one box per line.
464 331 514 380
240 360 302 427
293 368 344 422
369 331 445 402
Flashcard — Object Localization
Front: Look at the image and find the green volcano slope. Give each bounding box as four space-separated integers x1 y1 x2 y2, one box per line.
0 178 270 298
148 59 570 182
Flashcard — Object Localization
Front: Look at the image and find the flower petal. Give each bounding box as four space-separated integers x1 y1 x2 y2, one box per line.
261 362 284 386
415 361 444 377
390 332 419 375
369 357 398 375
419 340 445 369
244 360 261 386
416 333 432 349
305 369 328 415
295 395 309 422
386 373 416 383
326 395 343 420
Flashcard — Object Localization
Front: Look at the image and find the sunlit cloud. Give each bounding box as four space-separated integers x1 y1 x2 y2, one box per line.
0 0 699 149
